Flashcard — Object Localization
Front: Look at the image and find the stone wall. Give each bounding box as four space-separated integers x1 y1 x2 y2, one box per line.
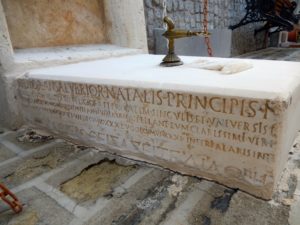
2 0 108 49
144 0 265 56
0 0 147 129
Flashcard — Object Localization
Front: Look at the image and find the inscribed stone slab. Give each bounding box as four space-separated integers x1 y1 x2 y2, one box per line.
16 55 300 199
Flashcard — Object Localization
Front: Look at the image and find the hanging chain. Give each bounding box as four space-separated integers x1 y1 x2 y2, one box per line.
203 0 213 57
0 183 23 213
162 0 167 29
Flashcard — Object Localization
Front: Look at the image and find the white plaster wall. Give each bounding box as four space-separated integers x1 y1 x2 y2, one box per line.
0 2 19 128
0 1 13 72
104 0 148 52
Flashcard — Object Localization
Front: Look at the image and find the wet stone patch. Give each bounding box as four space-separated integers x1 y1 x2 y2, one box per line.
124 175 193 225
221 191 290 225
112 176 174 225
187 185 290 225
187 182 228 225
210 189 237 213
85 169 172 225
60 160 138 202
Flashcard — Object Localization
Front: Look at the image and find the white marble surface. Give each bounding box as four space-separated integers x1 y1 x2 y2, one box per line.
26 54 300 99
17 54 300 199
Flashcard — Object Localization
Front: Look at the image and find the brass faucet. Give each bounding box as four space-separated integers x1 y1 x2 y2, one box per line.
160 16 210 67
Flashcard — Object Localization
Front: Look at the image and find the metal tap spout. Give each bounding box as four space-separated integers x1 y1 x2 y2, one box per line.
160 16 210 67
162 17 209 39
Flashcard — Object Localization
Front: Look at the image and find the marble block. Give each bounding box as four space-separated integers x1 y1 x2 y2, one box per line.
16 54 300 199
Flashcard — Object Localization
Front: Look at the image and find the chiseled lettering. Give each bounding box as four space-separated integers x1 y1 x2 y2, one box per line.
167 92 176 107
209 97 222 113
229 98 239 114
194 95 207 110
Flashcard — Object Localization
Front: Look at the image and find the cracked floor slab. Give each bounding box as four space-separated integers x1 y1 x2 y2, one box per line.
0 141 88 188
60 160 138 202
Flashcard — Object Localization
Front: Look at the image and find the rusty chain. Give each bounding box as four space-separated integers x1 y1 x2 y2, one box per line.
162 0 167 29
203 0 213 57
0 183 22 213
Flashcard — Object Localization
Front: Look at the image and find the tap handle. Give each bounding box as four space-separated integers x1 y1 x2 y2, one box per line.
163 16 175 30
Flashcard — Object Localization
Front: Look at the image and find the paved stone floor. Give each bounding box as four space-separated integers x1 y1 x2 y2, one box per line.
238 47 300 61
0 125 300 225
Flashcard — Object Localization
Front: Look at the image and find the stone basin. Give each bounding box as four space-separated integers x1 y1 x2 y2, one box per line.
16 54 300 199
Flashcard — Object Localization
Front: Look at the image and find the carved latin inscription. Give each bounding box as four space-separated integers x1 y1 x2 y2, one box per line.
17 79 286 191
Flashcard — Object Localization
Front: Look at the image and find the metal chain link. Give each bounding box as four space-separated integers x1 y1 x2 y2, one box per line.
203 0 213 57
0 183 22 213
162 0 167 29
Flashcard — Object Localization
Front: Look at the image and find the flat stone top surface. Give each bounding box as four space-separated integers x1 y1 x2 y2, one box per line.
25 54 300 99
